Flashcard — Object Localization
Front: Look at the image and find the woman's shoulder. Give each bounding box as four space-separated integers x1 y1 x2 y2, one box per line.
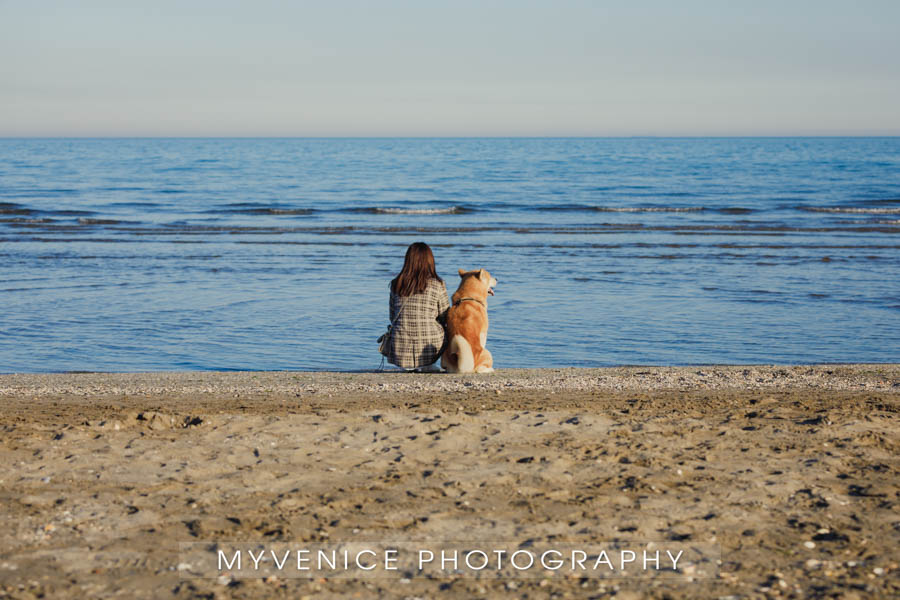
392 278 445 299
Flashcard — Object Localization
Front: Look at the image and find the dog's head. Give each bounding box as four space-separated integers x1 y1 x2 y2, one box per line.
458 268 497 296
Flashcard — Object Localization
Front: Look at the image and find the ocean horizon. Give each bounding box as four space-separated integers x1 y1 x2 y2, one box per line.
4 135 899 139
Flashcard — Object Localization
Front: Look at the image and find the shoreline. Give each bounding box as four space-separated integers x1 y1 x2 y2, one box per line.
2 364 898 397
2 365 898 598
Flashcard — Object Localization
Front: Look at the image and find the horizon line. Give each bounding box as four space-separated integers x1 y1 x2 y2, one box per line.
2 134 900 140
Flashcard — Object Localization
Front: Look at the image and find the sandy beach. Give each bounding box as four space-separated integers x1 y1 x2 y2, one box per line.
1 365 898 599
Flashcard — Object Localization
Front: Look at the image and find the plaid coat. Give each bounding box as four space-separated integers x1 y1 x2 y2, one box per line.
387 279 450 369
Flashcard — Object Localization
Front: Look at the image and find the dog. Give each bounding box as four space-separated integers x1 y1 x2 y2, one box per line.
441 268 497 373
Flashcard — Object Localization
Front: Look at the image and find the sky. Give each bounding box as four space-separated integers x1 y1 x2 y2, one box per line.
1 0 899 136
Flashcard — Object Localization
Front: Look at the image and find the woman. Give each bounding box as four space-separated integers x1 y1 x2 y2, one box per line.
386 242 450 371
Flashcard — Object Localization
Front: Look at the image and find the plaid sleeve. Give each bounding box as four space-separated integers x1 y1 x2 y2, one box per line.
389 283 397 322
436 281 450 324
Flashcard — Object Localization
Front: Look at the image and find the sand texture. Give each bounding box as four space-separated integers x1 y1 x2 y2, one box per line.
1 365 898 599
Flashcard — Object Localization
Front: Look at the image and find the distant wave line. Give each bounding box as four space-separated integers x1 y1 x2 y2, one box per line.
537 204 705 213
4 222 899 237
535 205 759 214
344 206 472 215
798 206 900 214
209 207 317 215
77 217 136 225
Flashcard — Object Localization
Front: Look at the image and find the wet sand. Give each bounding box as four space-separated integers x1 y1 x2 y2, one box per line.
1 365 898 599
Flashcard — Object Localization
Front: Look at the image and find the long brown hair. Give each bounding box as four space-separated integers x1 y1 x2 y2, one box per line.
391 242 442 297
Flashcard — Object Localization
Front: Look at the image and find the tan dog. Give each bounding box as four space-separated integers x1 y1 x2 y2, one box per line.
441 268 497 373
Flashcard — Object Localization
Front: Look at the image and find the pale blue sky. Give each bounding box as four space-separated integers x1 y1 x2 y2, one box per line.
2 0 899 136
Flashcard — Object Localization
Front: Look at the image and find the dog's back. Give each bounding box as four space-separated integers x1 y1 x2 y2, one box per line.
443 303 484 373
442 268 496 374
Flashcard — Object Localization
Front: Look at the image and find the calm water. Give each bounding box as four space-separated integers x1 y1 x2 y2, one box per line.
1 138 898 372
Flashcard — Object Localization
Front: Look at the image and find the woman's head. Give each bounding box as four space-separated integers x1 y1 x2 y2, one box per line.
392 242 442 296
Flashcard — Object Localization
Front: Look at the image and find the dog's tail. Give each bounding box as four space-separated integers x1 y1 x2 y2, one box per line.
447 335 475 373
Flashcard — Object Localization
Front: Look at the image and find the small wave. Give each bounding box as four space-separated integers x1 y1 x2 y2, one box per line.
598 206 705 213
1 217 55 224
78 218 132 225
0 202 36 215
540 205 706 213
4 207 96 217
717 207 754 215
210 203 316 216
871 219 900 225
215 207 316 215
848 197 900 206
0 217 56 225
351 206 471 215
266 208 315 215
797 206 900 214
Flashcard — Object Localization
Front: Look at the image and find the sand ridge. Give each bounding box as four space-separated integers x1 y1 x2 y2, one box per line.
2 364 899 397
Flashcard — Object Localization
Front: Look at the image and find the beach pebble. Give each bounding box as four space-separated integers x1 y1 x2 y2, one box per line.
804 541 816 549
20 495 54 508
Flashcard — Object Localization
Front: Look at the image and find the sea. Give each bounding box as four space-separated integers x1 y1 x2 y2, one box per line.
1 137 898 372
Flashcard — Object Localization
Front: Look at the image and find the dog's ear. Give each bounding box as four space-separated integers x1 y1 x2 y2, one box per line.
478 268 485 281
458 268 467 278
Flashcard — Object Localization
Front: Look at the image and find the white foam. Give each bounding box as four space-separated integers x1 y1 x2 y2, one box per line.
800 207 900 214
592 207 705 213
374 206 464 215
